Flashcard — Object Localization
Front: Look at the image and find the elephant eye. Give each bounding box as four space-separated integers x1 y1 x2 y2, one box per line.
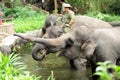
57 31 63 37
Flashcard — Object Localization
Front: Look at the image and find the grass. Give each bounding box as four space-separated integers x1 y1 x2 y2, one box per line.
6 13 47 33
11 15 46 33
2 5 47 33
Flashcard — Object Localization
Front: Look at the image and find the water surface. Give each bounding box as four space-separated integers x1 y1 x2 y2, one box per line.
19 46 92 80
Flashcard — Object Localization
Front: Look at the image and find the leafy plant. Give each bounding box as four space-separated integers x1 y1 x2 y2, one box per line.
94 61 120 80
0 52 40 80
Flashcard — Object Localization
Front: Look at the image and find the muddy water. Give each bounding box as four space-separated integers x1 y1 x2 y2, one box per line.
19 46 92 80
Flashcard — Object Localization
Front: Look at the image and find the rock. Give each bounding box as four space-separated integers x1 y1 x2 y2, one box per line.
0 35 18 54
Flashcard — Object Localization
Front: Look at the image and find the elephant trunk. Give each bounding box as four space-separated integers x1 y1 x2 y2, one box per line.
32 44 47 61
14 33 68 48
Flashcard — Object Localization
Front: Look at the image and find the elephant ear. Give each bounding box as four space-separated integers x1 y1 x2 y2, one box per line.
81 39 97 58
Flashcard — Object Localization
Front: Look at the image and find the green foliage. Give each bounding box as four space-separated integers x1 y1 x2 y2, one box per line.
86 12 120 22
110 0 120 15
3 5 47 33
11 15 46 33
94 61 120 80
26 0 37 3
2 5 45 18
67 0 89 14
67 0 120 15
0 52 40 80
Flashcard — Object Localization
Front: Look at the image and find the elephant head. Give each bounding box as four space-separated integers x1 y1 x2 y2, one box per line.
32 25 65 61
42 25 64 39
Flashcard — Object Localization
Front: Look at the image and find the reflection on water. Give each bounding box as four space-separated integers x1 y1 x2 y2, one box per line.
19 46 92 80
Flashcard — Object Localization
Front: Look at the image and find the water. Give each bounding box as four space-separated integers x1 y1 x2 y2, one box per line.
19 46 92 80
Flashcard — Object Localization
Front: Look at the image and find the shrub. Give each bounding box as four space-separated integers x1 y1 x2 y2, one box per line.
67 0 120 15
3 5 47 33
2 5 45 18
94 61 120 80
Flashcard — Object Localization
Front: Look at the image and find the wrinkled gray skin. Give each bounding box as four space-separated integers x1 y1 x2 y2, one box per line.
74 16 112 28
43 14 58 29
14 26 120 74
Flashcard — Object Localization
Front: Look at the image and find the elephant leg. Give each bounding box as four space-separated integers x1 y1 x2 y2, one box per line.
116 58 120 65
69 59 77 69
73 58 87 71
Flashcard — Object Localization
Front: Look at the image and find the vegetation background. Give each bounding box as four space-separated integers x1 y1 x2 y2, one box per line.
0 0 120 80
0 0 120 32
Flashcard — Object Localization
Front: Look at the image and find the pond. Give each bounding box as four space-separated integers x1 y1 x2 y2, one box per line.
19 45 92 80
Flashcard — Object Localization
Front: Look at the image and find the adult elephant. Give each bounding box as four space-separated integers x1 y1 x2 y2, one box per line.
14 24 120 72
14 26 120 80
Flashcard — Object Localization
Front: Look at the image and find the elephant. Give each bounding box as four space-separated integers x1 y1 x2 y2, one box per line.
15 26 120 70
14 25 120 80
14 25 120 72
